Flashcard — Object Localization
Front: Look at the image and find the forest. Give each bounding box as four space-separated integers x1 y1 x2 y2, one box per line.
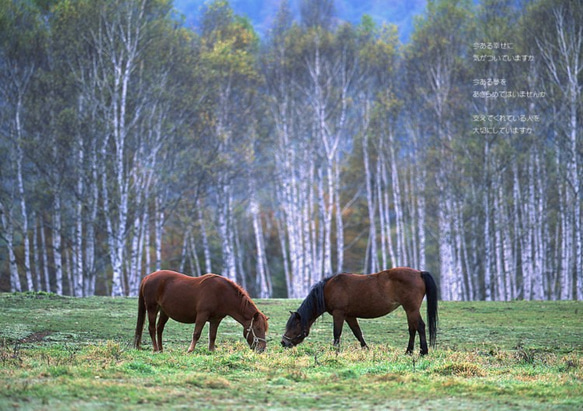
0 0 581 300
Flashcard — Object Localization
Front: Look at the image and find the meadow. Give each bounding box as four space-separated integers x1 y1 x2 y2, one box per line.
0 292 582 410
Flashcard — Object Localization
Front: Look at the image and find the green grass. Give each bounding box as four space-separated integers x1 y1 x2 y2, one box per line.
1 292 582 410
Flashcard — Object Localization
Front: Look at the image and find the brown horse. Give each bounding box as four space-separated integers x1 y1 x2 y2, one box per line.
281 267 438 355
134 270 269 353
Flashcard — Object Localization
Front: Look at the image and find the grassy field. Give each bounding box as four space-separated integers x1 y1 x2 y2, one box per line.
0 292 582 410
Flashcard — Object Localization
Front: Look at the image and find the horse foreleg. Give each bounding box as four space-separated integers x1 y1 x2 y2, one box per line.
188 317 207 353
346 317 368 348
156 311 170 353
208 319 222 351
332 313 345 348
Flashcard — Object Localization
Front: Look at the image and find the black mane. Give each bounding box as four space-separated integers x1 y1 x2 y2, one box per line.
293 276 333 330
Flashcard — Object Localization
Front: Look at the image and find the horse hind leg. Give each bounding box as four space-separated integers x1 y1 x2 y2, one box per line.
156 311 170 353
405 309 428 355
417 317 428 355
147 306 160 352
345 317 368 348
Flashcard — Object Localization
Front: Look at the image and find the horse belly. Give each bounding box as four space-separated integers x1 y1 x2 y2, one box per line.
351 301 401 319
158 288 200 324
165 310 197 324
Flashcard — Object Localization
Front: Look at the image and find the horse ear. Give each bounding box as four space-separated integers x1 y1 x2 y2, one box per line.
291 311 301 320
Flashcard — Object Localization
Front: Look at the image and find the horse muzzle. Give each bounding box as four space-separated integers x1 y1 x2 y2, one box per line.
255 343 266 353
281 336 295 348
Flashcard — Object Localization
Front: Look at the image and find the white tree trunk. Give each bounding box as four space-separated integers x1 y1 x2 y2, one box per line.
379 156 396 267
483 140 493 301
417 186 426 270
155 196 164 272
233 217 246 289
362 131 377 273
438 202 454 300
494 179 505 301
15 120 33 291
0 202 21 292
190 235 202 277
198 201 212 273
39 218 51 292
53 195 63 295
251 195 271 298
388 133 406 267
531 152 545 300
128 216 143 296
73 143 84 297
32 213 41 291
334 160 344 274
217 183 237 282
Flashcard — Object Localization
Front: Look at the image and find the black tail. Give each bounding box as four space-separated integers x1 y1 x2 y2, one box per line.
421 271 438 348
133 288 146 349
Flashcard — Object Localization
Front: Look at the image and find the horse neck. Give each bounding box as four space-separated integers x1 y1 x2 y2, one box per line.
298 299 324 331
299 307 322 332
229 294 258 327
298 281 327 330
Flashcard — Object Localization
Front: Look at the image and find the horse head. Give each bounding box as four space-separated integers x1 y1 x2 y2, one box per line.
245 311 269 353
281 311 308 348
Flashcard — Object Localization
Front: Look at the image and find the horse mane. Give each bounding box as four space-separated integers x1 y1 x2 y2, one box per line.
224 276 268 330
294 276 333 330
232 280 257 311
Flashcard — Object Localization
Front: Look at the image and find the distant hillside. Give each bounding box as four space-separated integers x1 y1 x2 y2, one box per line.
173 0 427 42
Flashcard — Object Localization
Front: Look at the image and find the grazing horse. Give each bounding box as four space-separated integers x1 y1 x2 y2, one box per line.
281 267 438 355
134 270 269 353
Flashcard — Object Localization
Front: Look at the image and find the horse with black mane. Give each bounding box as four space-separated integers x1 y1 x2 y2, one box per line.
281 267 438 355
134 270 269 353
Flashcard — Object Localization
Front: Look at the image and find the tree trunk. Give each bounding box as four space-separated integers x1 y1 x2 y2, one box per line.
53 195 63 295
198 200 212 273
362 131 377 273
0 202 21 292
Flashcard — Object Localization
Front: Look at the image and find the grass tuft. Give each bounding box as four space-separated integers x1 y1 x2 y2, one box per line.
434 362 486 377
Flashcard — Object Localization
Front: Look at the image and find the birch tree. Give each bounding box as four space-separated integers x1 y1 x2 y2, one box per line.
533 0 583 300
298 21 359 280
262 3 312 297
406 0 472 300
0 0 49 292
200 0 259 283
358 19 403 272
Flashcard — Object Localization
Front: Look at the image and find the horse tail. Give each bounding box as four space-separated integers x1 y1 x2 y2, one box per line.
133 284 146 349
421 271 438 348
